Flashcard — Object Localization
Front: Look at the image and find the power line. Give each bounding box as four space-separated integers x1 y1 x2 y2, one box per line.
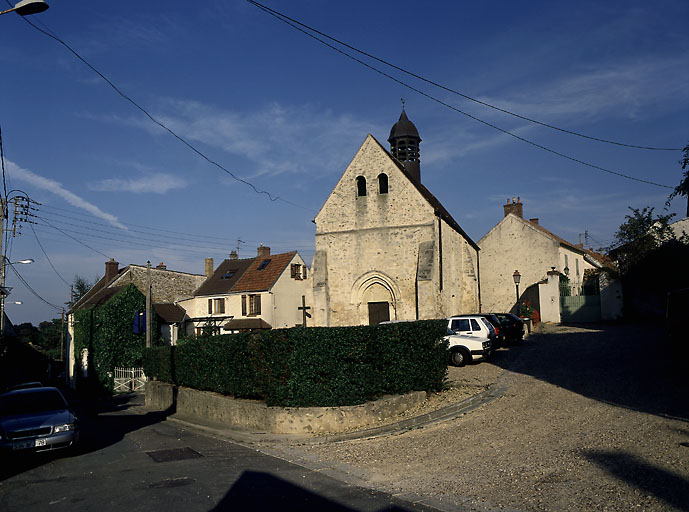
7 261 62 311
248 0 681 152
40 217 110 258
16 12 311 212
29 223 71 287
248 1 675 189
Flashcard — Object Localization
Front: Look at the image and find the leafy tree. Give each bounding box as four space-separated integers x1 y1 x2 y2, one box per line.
609 207 678 274
72 275 97 305
666 141 689 217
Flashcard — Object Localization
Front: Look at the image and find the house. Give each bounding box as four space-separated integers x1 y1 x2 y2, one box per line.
310 109 480 326
478 198 621 322
65 259 206 388
176 246 310 335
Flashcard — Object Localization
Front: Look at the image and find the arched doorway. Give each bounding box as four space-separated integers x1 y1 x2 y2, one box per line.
351 272 400 325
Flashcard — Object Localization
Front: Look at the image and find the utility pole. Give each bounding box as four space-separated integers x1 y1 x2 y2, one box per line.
146 261 152 348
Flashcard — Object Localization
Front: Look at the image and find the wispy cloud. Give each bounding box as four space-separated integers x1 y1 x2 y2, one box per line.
88 172 187 194
6 160 127 230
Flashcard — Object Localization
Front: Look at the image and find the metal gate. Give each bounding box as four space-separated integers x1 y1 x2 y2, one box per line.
114 367 147 393
560 278 601 323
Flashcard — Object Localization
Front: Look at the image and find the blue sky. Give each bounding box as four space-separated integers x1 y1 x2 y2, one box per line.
1 0 687 325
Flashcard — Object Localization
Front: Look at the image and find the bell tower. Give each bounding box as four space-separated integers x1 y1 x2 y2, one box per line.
388 103 422 182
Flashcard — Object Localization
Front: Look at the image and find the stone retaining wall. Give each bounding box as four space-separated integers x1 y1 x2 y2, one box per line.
145 381 426 435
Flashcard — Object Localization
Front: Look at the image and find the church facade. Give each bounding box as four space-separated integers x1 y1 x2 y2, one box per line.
310 110 480 326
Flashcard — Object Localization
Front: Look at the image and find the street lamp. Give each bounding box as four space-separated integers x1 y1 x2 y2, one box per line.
512 270 521 302
0 0 49 16
0 257 33 334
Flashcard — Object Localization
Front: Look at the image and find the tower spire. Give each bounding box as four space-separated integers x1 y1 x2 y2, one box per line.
388 106 422 182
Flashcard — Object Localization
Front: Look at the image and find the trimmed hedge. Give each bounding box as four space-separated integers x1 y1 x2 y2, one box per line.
143 320 448 407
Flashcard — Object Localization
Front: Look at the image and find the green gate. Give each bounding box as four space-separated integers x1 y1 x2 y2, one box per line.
560 277 601 323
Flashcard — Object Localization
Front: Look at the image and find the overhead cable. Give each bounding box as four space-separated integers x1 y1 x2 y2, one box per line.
248 0 681 152
248 1 675 189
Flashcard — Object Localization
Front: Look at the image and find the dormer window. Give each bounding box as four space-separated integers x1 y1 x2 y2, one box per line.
378 173 388 194
257 259 271 270
220 271 235 279
356 176 367 197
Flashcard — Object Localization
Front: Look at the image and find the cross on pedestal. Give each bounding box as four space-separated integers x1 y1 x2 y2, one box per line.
298 295 311 327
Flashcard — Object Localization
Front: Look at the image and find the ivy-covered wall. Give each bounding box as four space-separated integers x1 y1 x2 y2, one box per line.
73 283 160 391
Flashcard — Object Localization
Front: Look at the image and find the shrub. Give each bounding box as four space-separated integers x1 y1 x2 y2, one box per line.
143 320 448 407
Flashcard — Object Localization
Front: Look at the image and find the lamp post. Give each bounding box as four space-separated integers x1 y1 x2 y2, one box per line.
0 0 48 16
512 270 521 302
0 257 33 334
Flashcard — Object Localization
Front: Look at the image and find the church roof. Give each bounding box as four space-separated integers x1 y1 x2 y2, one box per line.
388 108 421 142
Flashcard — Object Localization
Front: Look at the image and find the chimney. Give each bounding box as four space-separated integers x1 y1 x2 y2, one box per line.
105 258 119 282
205 258 214 277
229 250 239 260
503 197 523 218
529 218 539 225
257 244 271 258
155 262 167 270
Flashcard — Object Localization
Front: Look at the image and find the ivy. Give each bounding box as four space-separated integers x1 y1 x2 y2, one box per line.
73 283 160 392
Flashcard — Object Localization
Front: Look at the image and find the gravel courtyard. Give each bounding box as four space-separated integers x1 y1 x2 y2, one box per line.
276 324 689 511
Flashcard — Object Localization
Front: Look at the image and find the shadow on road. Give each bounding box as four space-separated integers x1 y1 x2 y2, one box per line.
583 450 689 511
212 471 423 512
0 392 174 482
491 323 689 422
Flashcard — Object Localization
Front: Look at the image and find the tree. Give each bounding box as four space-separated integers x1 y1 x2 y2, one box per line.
72 275 97 305
666 141 689 217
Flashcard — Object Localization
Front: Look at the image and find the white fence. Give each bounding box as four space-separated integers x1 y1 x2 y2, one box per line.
114 367 147 393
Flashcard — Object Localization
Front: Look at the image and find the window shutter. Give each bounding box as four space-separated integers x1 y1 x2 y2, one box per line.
302 265 307 279
242 295 247 316
208 299 212 314
220 298 225 314
291 264 297 278
256 294 261 315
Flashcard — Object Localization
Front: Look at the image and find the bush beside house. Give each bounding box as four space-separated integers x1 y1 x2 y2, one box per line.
144 320 448 407
73 283 160 392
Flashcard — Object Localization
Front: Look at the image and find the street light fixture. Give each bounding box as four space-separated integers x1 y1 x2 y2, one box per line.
0 0 49 16
512 270 521 302
0 257 33 334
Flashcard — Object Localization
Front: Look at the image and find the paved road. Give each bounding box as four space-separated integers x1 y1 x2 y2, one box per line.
0 393 440 512
290 323 689 511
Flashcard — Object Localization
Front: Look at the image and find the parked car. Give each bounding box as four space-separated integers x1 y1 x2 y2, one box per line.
3 382 43 393
494 313 525 343
477 313 506 347
0 387 79 454
445 315 495 366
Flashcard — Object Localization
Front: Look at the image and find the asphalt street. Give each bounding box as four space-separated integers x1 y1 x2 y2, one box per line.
0 393 440 512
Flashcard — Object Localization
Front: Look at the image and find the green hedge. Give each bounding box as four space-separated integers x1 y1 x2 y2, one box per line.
143 320 448 407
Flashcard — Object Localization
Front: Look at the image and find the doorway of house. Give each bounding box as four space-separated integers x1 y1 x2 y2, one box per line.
368 301 390 325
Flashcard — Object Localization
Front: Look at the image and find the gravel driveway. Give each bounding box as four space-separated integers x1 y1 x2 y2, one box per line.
271 324 689 511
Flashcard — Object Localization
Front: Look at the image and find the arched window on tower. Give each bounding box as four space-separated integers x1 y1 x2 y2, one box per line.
356 176 367 197
378 173 388 194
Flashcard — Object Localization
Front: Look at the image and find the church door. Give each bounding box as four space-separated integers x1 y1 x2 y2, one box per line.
368 302 390 325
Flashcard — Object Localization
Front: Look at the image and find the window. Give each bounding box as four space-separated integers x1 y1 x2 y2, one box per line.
241 295 247 316
378 173 388 194
208 298 225 314
576 259 580 277
470 319 481 331
221 271 235 279
291 263 301 279
356 176 367 197
249 294 261 315
451 319 470 332
257 259 271 270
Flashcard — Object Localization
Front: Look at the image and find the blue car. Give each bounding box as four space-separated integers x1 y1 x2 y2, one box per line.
0 387 79 454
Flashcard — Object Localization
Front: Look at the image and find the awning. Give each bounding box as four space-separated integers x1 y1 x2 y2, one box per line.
223 318 272 330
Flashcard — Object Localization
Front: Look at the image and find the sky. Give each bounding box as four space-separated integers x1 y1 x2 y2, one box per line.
0 0 687 325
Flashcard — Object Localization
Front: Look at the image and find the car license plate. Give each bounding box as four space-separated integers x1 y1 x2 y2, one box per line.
12 438 47 450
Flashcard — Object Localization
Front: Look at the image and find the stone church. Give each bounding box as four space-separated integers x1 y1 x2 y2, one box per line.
310 109 480 326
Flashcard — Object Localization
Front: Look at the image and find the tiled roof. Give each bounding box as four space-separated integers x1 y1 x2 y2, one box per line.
153 303 186 323
232 251 297 293
193 258 254 296
223 318 272 330
371 137 480 252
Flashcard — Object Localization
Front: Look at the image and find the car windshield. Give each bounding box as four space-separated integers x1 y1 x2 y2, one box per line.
0 389 68 417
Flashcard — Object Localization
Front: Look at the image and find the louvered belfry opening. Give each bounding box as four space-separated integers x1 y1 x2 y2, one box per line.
388 108 422 183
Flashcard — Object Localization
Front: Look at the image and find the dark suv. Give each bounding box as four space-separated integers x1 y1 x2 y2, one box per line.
478 314 506 347
494 313 525 343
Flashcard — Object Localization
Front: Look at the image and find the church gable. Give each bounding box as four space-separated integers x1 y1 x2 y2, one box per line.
315 134 434 234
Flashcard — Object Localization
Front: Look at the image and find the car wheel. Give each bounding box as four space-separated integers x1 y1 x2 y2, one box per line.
450 348 470 367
